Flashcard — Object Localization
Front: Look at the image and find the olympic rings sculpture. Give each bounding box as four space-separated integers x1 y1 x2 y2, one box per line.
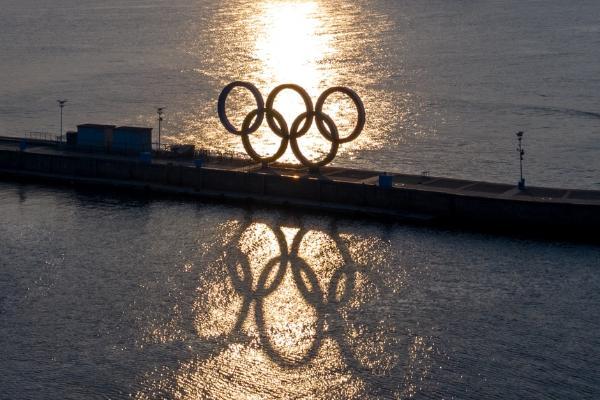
217 81 366 169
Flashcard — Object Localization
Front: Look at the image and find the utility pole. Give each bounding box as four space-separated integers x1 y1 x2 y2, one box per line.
516 131 525 190
57 99 68 142
157 107 165 150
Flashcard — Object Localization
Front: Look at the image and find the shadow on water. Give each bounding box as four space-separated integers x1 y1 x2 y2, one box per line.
134 213 434 399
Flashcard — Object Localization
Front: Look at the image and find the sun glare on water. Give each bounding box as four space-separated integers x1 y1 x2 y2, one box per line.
255 1 334 90
247 1 351 163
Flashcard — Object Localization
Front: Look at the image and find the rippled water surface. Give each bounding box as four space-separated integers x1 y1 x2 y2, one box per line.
1 0 600 398
1 183 599 399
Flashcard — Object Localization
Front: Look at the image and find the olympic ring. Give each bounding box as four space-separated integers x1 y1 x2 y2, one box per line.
266 84 314 137
217 82 366 168
290 111 339 169
316 86 365 143
241 109 289 164
218 81 265 135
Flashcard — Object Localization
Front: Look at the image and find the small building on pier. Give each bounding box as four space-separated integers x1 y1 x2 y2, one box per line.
75 124 152 154
112 126 152 154
76 124 115 152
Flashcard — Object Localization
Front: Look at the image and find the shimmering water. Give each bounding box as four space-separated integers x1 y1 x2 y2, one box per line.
1 0 600 398
1 183 599 399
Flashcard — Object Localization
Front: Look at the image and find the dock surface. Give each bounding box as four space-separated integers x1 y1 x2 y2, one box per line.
1 136 599 236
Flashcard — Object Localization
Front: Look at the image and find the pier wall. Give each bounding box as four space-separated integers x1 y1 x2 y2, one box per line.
1 148 598 231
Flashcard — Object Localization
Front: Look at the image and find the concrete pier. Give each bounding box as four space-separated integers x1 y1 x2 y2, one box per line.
1 136 599 237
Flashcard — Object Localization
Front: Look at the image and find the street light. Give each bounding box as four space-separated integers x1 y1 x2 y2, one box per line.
157 107 165 150
57 99 68 142
516 131 525 190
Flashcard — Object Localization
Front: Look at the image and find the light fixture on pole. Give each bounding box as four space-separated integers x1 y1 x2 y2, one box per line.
516 131 525 190
57 99 68 142
157 107 165 150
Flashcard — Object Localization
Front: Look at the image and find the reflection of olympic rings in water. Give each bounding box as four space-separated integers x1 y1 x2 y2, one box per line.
253 226 358 368
222 220 407 383
217 82 366 168
136 220 420 399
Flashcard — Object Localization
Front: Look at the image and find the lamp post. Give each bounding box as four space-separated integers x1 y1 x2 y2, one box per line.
57 99 67 142
516 131 525 190
157 107 165 150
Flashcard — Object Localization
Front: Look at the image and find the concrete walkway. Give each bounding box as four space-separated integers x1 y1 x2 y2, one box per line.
1 136 599 206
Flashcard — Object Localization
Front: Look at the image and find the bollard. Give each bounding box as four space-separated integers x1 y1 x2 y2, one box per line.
139 152 152 164
19 139 27 152
379 173 393 189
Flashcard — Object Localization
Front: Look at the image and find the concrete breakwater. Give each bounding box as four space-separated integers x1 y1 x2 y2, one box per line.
1 138 599 237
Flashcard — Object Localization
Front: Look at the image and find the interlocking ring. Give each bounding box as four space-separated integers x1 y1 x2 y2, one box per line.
316 87 365 143
217 82 366 168
266 84 313 137
241 109 289 164
218 81 265 135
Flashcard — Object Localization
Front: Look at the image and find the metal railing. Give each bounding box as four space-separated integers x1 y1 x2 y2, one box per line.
17 131 258 167
27 131 61 142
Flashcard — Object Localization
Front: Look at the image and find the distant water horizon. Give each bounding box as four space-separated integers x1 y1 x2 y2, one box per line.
0 0 599 188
